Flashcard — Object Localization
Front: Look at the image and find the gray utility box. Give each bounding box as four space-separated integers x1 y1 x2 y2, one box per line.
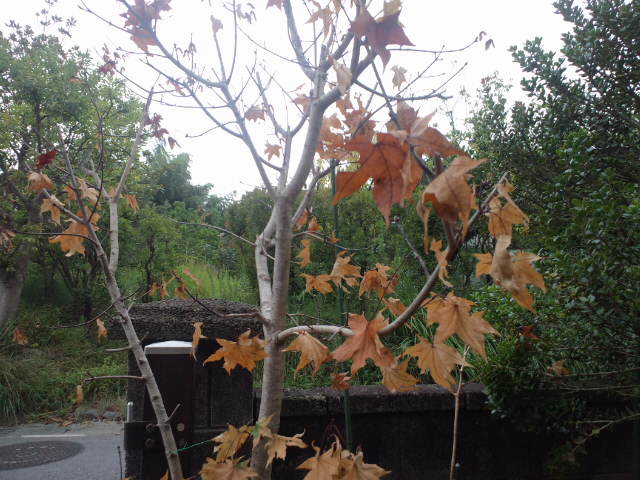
121 299 261 480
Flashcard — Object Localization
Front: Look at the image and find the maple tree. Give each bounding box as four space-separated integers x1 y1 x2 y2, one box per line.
8 0 551 478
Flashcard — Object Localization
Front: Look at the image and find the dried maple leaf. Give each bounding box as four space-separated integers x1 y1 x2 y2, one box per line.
330 252 362 290
520 325 539 340
296 239 312 268
549 360 569 376
489 235 546 312
328 231 339 244
300 273 334 294
124 194 140 212
330 372 352 391
204 330 268 373
473 252 493 277
96 318 107 339
200 457 258 480
265 432 307 466
41 197 61 225
183 268 201 287
78 178 99 205
391 65 407 89
297 443 341 480
213 424 251 462
308 216 322 232
192 321 207 359
404 337 468 391
27 171 54 192
339 449 390 479
0 227 15 250
331 57 352 94
36 149 58 169
349 7 413 66
306 3 332 38
425 292 498 358
12 327 28 345
64 185 78 201
49 220 90 257
358 263 396 298
419 155 485 235
266 0 283 9
333 133 421 227
264 143 282 160
282 331 329 374
430 239 452 287
295 209 310 231
381 297 406 316
380 359 418 393
245 106 265 122
331 312 395 374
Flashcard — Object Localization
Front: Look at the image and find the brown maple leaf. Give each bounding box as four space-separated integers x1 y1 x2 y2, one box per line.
297 442 341 480
380 359 418 393
295 208 310 231
12 327 28 345
41 197 61 225
330 252 362 290
381 297 406 317
264 143 282 160
489 235 546 312
36 149 58 169
75 384 84 405
300 273 334 294
203 330 268 373
266 0 283 10
330 372 352 391
425 292 498 358
350 7 414 66
339 449 390 479
96 318 108 340
308 216 322 232
245 105 265 122
124 194 140 212
49 220 90 257
200 457 258 480
333 133 421 227
419 155 485 235
282 331 329 374
265 433 306 466
331 312 395 374
213 424 251 462
391 65 407 89
430 239 452 287
296 239 312 268
358 263 397 299
191 321 207 359
404 337 468 391
27 172 54 192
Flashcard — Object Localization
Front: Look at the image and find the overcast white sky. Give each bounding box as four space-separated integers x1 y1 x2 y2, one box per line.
6 1 577 198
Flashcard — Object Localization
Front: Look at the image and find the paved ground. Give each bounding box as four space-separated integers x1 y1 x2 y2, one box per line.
0 422 124 480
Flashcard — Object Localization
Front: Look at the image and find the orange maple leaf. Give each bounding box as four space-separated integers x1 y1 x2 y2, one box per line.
264 143 282 160
419 155 485 236
41 197 61 225
350 7 414 66
191 321 207 359
49 220 90 257
12 327 28 345
380 359 418 393
203 330 268 373
296 239 312 268
330 372 352 391
297 442 341 479
300 273 334 294
27 172 53 192
96 318 108 340
430 239 452 287
308 216 322 232
404 337 468 391
339 449 390 479
330 252 361 290
333 133 421 227
124 194 140 212
489 235 546 312
381 297 406 317
425 292 498 358
265 432 306 467
282 331 329 374
200 457 257 480
212 424 251 462
331 312 395 374
358 263 397 299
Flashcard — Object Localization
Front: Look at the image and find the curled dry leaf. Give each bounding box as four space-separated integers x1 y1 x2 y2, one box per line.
381 297 406 316
200 457 258 480
265 432 307 466
75 384 84 405
430 239 452 287
183 267 202 286
0 227 15 250
330 252 362 290
420 156 485 237
331 312 395 374
124 194 140 212
204 330 268 373
295 208 310 230
391 65 407 89
192 321 207 359
245 106 265 122
339 449 390 479
27 171 54 192
330 372 352 391
96 318 108 339
404 337 468 392
307 216 322 232
296 239 311 268
49 220 90 257
12 328 28 345
282 331 330 375
41 197 61 225
359 263 396 299
331 57 352 94
297 442 341 480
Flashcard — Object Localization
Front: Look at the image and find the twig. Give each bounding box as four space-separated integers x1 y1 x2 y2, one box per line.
84 374 145 382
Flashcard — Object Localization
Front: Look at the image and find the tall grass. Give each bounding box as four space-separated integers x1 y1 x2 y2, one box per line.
183 264 257 304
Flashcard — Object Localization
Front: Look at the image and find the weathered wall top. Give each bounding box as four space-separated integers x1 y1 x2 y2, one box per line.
115 298 261 342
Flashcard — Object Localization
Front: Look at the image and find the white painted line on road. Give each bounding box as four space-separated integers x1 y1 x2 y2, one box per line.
20 434 87 438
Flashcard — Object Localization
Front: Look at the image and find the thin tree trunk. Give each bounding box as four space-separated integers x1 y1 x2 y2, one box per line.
0 265 27 330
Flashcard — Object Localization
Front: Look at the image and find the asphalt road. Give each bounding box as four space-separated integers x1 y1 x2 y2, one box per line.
0 422 124 480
